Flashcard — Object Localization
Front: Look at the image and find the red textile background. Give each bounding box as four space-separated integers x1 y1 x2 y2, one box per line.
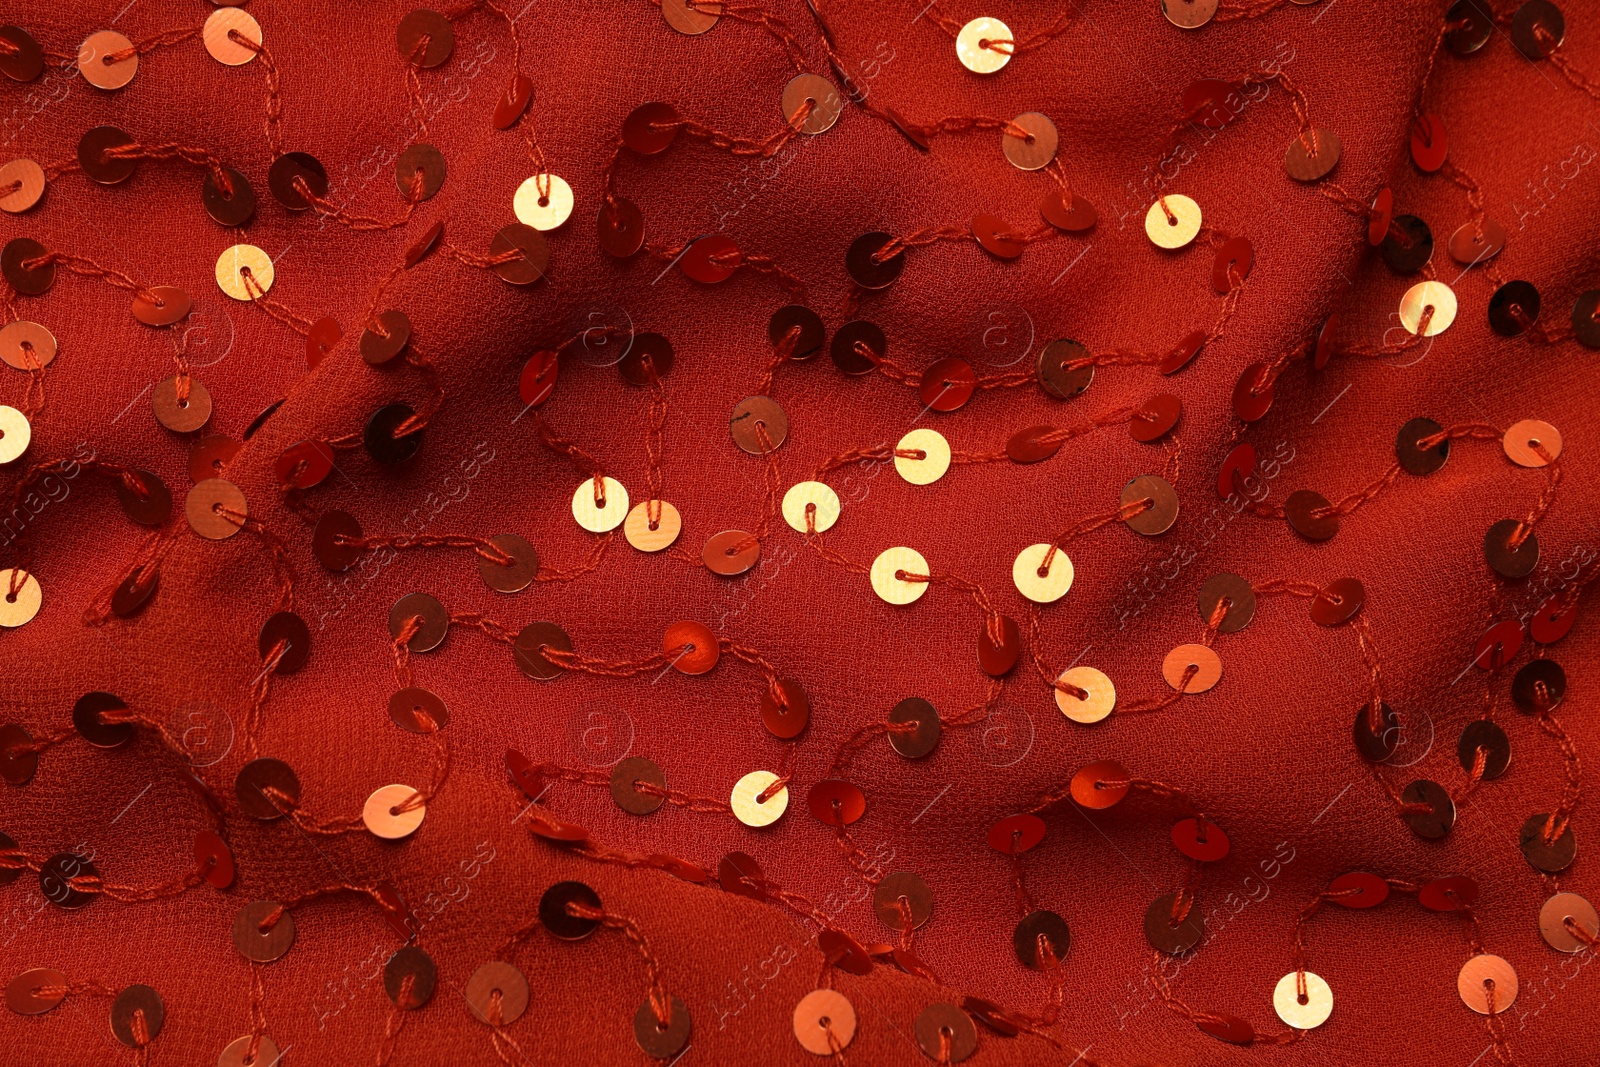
3 1 1599 1064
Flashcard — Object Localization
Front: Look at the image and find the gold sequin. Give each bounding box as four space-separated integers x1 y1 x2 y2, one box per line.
869 547 929 605
1012 543 1072 603
624 500 681 551
731 770 788 827
956 18 1012 74
1273 971 1333 1029
1145 195 1201 249
782 481 840 533
1398 281 1456 336
215 244 273 301
514 174 574 231
1055 666 1115 723
894 428 950 485
571 476 628 533
0 569 41 627
0 405 31 464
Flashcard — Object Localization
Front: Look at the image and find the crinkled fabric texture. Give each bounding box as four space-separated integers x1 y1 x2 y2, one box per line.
2 1 1598 1065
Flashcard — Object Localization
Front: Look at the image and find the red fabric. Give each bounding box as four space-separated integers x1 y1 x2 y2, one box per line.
3 1 1598 1064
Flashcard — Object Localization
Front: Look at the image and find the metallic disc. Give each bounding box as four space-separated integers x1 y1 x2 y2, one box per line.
513 173 573 230
915 1004 976 1063
1539 893 1599 952
1484 518 1539 579
1284 128 1341 181
488 223 549 285
1145 893 1204 953
395 9 454 67
1352 702 1399 762
364 403 424 464
1401 779 1455 839
610 757 666 815
203 8 261 65
1056 666 1115 723
661 0 719 34
870 546 929 604
624 500 682 552
395 143 445 200
384 946 437 1009
185 477 245 539
1458 954 1517 1014
0 158 45 213
782 481 839 534
1121 474 1178 535
477 533 538 592
79 31 137 90
232 900 295 962
1273 971 1332 1029
768 304 826 360
2 238 52 295
1503 419 1561 467
1014 910 1071 968
1511 658 1565 713
1448 218 1506 266
845 232 904 290
7 968 67 1014
1163 644 1221 693
761 679 810 739
78 125 137 184
1285 489 1339 542
266 152 327 211
793 989 856 1054
874 872 933 929
831 319 885 375
781 73 842 134
1381 214 1433 273
39 852 97 909
730 396 787 453
731 770 788 827
634 995 691 1058
110 983 165 1046
73 691 132 748
956 17 1011 72
895 428 950 485
888 696 940 758
1520 812 1576 873
464 962 528 1026
1145 195 1201 248
214 243 272 300
513 621 571 680
1002 112 1057 171
0 567 40 627
115 469 172 526
1457 719 1511 779
572 476 628 532
235 757 300 819
1311 578 1365 626
1396 417 1448 475
363 784 426 839
390 592 448 653
1399 280 1456 336
388 687 448 733
1197 573 1254 633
